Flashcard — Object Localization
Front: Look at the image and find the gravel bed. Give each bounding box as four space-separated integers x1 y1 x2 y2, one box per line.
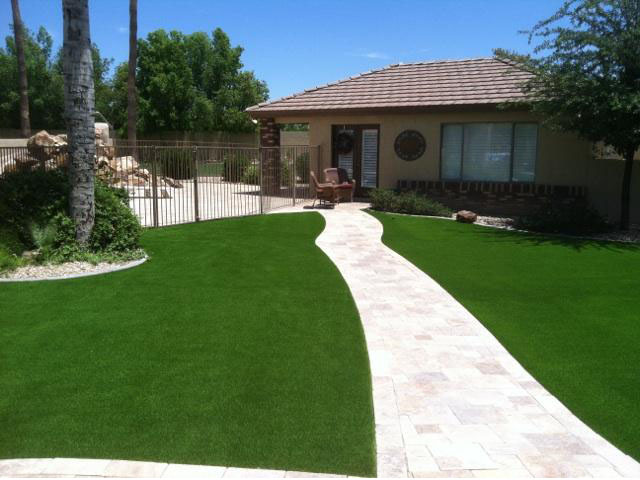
474 215 640 243
0 256 147 282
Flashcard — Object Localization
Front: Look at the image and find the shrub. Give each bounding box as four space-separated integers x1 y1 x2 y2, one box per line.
0 169 143 264
223 154 251 182
514 200 612 235
240 163 260 185
0 168 69 247
0 225 26 273
161 149 194 179
369 189 453 217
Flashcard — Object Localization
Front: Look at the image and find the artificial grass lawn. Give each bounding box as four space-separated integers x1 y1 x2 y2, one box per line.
370 211 640 462
0 213 375 476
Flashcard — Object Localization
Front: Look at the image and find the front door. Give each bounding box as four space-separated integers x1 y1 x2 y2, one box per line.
331 125 379 196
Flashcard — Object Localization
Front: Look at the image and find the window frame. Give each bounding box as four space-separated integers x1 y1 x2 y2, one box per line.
439 122 539 183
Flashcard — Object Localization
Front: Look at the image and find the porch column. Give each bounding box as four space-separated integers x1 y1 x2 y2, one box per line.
259 118 280 195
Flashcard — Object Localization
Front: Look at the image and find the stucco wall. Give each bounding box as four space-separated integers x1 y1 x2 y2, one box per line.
275 111 639 223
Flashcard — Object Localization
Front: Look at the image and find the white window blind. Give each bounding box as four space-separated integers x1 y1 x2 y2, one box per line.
361 129 378 188
441 123 537 182
463 123 512 181
441 124 463 180
337 129 354 179
513 123 537 182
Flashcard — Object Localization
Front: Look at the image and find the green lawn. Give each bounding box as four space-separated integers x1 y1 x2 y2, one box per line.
0 213 375 476
370 211 640 462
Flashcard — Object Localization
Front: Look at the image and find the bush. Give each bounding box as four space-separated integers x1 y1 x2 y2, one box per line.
0 225 26 273
514 200 612 235
0 168 69 247
281 152 310 186
161 150 194 179
369 189 453 217
0 169 143 265
223 155 251 182
240 163 259 185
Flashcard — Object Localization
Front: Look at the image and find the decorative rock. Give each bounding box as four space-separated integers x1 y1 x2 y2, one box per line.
21 250 39 260
26 130 67 161
109 156 139 174
125 174 147 187
456 210 478 223
162 176 183 188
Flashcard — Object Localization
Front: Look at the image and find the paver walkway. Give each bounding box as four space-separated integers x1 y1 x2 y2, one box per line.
3 203 640 478
313 203 640 478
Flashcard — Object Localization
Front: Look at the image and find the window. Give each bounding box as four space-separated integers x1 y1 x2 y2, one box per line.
441 123 538 182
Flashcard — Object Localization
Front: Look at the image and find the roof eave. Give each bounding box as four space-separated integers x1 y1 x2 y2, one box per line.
246 101 530 119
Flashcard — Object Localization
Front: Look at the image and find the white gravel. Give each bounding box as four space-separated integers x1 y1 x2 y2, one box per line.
0 256 148 282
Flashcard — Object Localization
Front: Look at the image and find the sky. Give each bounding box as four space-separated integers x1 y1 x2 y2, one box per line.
1 0 564 101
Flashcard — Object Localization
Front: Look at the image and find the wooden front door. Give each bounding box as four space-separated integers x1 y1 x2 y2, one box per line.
331 125 379 196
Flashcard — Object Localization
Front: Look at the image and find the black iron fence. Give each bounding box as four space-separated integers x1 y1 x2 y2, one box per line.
0 143 316 227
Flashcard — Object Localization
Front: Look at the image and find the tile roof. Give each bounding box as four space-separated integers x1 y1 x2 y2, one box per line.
247 57 532 116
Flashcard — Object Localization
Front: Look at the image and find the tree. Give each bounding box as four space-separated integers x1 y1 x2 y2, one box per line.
496 0 640 230
127 0 137 142
127 28 267 135
62 0 95 243
0 26 112 131
10 0 30 137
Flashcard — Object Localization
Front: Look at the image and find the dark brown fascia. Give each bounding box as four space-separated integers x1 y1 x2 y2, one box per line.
246 103 530 119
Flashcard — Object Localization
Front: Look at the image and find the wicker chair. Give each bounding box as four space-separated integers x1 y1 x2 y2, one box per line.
324 167 356 202
310 171 337 207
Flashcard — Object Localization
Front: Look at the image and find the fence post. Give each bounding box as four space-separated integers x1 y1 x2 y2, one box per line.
292 147 296 206
151 146 159 228
259 147 264 214
193 146 200 222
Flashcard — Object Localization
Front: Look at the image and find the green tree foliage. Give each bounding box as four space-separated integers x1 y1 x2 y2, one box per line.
0 26 267 136
0 25 113 131
495 0 640 229
114 28 267 135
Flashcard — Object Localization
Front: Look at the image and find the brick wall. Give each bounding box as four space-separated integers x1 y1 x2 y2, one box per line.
259 118 280 147
397 180 588 216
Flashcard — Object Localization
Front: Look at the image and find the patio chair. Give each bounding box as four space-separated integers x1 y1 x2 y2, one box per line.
310 171 337 208
324 167 356 202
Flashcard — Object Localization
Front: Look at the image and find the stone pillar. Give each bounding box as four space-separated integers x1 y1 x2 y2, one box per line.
259 118 280 195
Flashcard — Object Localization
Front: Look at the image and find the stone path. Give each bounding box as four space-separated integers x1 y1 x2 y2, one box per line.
2 203 640 478
312 203 640 478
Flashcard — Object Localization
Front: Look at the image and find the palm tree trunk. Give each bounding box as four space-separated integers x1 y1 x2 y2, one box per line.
63 0 95 244
619 148 635 231
11 0 30 138
127 0 137 145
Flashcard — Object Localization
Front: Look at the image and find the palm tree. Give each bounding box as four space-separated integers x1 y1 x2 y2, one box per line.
127 0 137 145
10 0 30 137
63 0 95 243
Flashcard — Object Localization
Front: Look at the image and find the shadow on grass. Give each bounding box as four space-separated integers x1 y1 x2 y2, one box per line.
474 224 640 253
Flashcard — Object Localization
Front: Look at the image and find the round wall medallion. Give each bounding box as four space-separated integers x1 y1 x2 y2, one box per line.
336 132 354 155
394 130 426 161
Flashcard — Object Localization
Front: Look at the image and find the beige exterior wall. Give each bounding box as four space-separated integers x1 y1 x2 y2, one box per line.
275 111 640 223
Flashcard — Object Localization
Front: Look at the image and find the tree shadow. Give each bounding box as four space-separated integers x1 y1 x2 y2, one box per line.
473 225 640 253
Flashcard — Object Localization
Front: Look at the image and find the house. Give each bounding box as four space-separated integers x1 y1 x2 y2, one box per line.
247 57 639 221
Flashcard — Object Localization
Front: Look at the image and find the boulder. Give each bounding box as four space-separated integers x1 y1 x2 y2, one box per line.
125 174 147 187
136 168 150 180
456 210 478 223
96 156 110 169
109 155 139 174
162 176 183 188
14 154 39 168
27 130 67 161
